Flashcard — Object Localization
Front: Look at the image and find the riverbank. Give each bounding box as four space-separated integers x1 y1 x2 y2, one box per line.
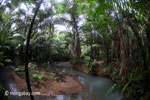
72 61 113 78
71 61 150 100
12 63 84 96
0 63 122 100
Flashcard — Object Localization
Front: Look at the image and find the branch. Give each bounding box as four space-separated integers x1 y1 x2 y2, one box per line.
24 0 43 100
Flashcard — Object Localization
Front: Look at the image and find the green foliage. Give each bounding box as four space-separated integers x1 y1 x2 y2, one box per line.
12 32 52 63
102 67 108 73
28 63 38 69
93 59 97 63
81 45 91 57
0 0 150 99
110 68 120 81
129 0 150 15
0 40 12 67
84 56 90 62
50 72 59 81
121 68 145 99
15 66 25 76
31 65 38 69
121 79 131 95
32 72 45 80
15 66 24 71
107 83 117 96
109 67 146 99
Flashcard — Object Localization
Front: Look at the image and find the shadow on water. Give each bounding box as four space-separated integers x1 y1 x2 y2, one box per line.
0 65 124 100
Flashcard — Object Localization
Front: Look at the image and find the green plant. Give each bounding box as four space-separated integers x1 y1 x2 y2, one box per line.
121 74 133 94
32 72 45 80
89 66 93 71
107 83 117 96
31 65 38 69
0 32 13 67
15 66 24 71
110 68 120 81
102 67 108 73
120 67 144 99
93 59 97 64
50 72 60 81
84 56 90 62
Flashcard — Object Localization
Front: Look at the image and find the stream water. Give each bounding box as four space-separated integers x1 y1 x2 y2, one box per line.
0 65 124 100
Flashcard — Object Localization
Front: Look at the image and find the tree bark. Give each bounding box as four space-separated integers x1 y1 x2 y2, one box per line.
71 3 81 60
25 0 42 100
116 14 127 76
108 24 115 61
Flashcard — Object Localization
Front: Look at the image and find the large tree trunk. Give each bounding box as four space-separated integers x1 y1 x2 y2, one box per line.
71 4 81 60
25 1 42 100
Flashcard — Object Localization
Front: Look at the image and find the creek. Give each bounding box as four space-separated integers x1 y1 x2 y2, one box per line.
0 65 123 100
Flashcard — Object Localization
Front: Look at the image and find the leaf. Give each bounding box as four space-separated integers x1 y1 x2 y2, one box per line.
12 33 26 40
121 79 132 94
32 74 39 79
93 59 97 64
84 56 90 61
107 83 117 95
32 32 38 41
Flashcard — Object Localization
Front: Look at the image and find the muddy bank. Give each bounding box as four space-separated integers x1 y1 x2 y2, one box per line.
11 64 84 96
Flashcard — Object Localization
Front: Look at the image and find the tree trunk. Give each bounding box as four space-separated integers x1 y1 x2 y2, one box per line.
122 12 148 91
25 1 42 100
71 4 81 60
108 24 115 61
145 17 150 66
116 14 127 76
125 23 132 69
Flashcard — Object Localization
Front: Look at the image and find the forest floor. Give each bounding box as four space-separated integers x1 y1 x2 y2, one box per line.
10 63 84 96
